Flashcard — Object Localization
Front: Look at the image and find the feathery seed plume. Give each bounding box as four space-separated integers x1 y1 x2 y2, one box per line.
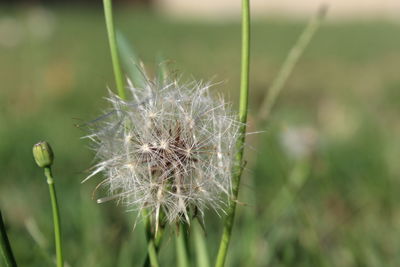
84 68 241 227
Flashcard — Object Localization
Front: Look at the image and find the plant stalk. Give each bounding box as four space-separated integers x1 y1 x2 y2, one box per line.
215 0 250 266
103 0 126 99
142 210 161 267
259 5 327 121
193 220 210 267
44 167 63 267
176 223 190 267
147 239 160 267
0 210 17 267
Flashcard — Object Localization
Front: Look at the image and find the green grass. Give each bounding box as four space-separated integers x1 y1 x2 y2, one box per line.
1 6 400 267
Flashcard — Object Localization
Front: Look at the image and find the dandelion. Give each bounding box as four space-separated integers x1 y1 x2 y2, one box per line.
84 69 241 227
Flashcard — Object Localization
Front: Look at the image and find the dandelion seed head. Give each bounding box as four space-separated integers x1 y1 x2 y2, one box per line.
85 69 241 225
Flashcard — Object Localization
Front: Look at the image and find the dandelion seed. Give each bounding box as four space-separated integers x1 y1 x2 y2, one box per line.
84 67 241 226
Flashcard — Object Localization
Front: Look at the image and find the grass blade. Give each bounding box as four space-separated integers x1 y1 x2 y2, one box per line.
259 5 328 121
0 210 18 267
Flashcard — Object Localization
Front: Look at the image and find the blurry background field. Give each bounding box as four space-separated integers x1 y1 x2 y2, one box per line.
1 2 400 267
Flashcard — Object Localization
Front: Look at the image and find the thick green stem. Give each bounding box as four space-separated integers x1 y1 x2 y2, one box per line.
0 210 17 267
44 167 63 267
193 221 210 267
176 223 190 267
147 239 160 267
103 0 126 99
259 5 327 121
215 0 250 266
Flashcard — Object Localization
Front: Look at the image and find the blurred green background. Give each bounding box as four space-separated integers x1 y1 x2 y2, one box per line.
1 5 400 267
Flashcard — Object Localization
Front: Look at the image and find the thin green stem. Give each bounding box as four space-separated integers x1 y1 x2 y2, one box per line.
215 1 250 266
103 0 126 99
0 210 17 267
176 223 190 267
259 5 327 121
44 167 63 267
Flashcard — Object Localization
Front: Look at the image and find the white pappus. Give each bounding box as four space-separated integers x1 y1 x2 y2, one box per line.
83 69 241 229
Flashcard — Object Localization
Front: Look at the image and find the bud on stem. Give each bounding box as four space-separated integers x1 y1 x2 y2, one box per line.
33 142 54 168
32 141 63 267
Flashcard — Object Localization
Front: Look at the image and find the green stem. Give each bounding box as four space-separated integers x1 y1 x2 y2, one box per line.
143 236 163 267
176 223 190 267
154 226 164 248
142 210 162 267
44 167 63 267
143 209 152 241
214 0 250 266
259 5 327 120
0 210 17 267
193 221 210 267
147 239 160 267
103 0 126 99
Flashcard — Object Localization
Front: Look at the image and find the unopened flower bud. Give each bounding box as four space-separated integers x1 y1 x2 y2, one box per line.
33 141 54 168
